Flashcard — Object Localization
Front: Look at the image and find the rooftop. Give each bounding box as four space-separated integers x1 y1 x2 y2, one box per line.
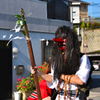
70 0 90 5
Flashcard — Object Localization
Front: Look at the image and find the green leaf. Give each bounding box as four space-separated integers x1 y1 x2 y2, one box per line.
15 14 22 19
16 20 21 25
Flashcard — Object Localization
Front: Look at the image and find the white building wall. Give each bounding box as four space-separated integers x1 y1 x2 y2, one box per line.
70 6 80 24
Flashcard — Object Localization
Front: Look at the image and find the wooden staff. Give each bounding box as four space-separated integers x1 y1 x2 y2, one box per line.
20 8 42 100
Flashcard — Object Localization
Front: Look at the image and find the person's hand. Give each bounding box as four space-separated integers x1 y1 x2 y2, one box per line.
30 66 37 74
60 74 71 83
60 74 68 81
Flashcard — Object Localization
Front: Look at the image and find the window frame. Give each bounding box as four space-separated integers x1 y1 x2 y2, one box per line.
41 40 54 63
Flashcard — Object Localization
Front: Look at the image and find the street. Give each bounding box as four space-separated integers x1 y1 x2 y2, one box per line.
87 71 100 100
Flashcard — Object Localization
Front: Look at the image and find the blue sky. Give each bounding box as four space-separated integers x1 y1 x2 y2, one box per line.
83 0 100 18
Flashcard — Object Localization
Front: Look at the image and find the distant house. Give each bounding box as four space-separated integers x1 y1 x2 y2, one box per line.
0 0 72 99
70 0 90 23
80 1 90 22
70 0 90 34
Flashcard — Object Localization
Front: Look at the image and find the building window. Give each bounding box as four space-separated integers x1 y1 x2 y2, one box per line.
41 40 54 63
81 5 87 12
47 0 70 21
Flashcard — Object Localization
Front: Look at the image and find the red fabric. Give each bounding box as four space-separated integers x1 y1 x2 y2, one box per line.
52 37 64 42
27 80 52 100
28 97 38 100
39 80 52 98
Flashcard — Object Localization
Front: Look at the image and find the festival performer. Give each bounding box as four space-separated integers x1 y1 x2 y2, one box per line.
31 26 91 100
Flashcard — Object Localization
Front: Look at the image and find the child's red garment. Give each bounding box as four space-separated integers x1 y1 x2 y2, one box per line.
39 80 52 98
27 90 38 100
27 80 52 100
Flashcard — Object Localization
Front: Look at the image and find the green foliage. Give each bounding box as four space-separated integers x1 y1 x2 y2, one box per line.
14 14 26 35
86 22 90 29
16 75 35 92
15 15 22 20
15 14 26 26
16 62 50 92
80 21 86 29
95 17 100 20
80 21 100 30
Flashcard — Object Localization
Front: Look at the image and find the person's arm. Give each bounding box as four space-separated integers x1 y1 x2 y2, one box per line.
37 70 53 83
60 74 84 85
61 55 91 85
30 66 53 83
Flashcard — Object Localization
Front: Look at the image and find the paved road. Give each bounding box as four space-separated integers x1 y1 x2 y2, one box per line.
87 71 100 100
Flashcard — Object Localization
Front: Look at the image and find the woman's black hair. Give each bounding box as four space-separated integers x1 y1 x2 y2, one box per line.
51 26 80 80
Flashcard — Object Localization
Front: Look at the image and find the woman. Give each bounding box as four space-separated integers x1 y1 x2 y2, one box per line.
31 26 91 100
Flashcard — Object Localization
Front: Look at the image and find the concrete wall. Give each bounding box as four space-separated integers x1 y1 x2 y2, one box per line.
81 29 100 53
